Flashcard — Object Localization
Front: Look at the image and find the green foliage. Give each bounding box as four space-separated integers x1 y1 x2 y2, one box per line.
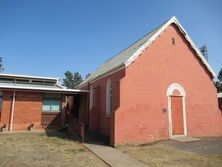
215 68 222 93
63 71 83 89
85 73 90 79
218 68 222 82
200 45 208 61
0 57 4 72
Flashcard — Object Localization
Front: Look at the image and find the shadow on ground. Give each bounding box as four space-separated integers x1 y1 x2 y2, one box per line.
45 128 79 142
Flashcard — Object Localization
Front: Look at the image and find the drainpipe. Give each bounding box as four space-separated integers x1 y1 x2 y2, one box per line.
9 90 16 132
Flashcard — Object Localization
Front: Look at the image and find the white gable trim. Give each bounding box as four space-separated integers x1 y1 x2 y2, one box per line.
124 16 216 78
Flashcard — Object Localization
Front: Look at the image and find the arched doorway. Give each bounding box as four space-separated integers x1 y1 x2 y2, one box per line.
167 83 187 137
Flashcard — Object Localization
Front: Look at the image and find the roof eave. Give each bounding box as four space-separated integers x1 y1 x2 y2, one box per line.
77 64 125 88
0 85 89 94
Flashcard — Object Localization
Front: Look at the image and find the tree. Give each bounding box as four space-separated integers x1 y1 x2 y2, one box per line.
63 71 83 89
85 73 91 79
200 44 208 61
215 68 222 93
73 72 83 87
0 57 4 72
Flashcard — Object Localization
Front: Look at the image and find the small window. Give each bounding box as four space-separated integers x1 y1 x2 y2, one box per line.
106 79 112 116
0 78 14 83
51 100 60 111
42 94 61 112
43 99 51 111
0 92 3 111
16 79 30 84
89 86 94 110
31 80 44 84
172 38 175 45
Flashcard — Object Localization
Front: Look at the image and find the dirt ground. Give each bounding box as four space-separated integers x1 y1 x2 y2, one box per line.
0 131 108 167
118 137 222 167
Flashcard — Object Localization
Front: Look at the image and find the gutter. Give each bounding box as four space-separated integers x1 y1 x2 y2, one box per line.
0 85 89 93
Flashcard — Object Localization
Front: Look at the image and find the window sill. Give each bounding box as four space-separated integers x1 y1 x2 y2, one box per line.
105 114 112 118
42 111 61 114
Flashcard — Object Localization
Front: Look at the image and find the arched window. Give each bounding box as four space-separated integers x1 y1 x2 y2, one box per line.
106 79 112 116
89 86 94 110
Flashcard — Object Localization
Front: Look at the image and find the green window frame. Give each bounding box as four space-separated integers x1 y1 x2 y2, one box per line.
42 94 61 112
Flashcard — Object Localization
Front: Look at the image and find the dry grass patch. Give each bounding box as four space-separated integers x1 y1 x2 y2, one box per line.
118 139 222 167
0 131 107 167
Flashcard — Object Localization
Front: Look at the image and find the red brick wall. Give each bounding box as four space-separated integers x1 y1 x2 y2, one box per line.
0 91 12 128
113 24 222 144
86 70 125 139
1 91 42 131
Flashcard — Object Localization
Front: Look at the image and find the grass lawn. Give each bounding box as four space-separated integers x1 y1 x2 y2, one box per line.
118 137 222 167
0 131 108 167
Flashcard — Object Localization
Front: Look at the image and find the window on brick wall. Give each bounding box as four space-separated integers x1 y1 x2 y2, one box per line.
89 86 94 110
106 79 112 116
0 92 3 111
42 94 61 112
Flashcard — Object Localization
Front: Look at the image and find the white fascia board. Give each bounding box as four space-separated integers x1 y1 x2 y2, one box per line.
0 73 59 81
77 65 125 89
124 16 216 78
0 85 89 93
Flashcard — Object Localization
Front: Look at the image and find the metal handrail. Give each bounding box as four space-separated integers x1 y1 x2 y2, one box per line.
69 114 85 143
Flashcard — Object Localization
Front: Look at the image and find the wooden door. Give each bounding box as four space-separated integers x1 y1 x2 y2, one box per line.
171 96 184 135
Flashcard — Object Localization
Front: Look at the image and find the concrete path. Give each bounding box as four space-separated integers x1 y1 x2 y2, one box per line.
171 136 200 142
84 143 147 167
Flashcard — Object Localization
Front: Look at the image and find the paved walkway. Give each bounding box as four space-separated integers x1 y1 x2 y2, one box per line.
170 136 200 142
84 143 147 167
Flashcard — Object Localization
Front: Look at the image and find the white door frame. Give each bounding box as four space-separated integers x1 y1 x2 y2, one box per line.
167 83 187 138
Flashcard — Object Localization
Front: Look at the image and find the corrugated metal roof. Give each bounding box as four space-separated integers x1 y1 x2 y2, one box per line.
0 74 88 93
0 82 60 89
78 16 216 87
0 82 88 93
0 73 58 82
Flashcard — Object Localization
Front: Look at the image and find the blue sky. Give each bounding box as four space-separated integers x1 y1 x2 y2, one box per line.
0 0 222 80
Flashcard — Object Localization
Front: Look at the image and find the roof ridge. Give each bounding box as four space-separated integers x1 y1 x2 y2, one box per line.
78 18 171 87
78 16 216 87
103 21 167 64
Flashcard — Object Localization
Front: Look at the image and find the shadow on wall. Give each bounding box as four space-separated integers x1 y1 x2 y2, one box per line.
41 99 69 130
41 112 63 129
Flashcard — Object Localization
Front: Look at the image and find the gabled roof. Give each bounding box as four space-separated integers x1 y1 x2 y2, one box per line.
79 16 216 87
